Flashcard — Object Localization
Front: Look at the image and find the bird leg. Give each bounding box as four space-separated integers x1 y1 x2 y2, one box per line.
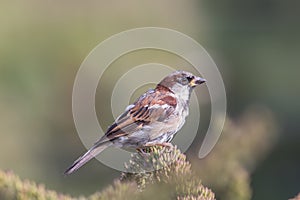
136 142 174 155
143 142 174 148
153 142 174 148
136 147 150 155
143 142 174 150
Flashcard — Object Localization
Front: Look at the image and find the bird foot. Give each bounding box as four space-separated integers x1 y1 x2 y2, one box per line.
144 142 174 148
153 142 174 148
136 142 174 155
136 147 150 156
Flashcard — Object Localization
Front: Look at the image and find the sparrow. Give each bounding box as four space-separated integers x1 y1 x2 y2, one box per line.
65 70 206 175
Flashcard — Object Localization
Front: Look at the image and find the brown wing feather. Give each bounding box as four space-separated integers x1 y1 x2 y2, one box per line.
96 89 177 144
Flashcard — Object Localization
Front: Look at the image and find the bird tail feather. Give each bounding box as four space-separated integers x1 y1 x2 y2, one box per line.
64 142 111 175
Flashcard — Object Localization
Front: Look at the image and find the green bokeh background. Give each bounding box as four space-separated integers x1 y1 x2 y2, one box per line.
0 1 299 199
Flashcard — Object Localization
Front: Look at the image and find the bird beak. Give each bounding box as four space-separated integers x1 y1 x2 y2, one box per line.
189 77 206 87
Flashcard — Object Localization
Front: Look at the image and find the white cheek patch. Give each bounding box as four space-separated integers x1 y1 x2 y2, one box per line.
172 85 190 103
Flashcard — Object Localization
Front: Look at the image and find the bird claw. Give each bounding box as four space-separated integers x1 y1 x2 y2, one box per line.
136 142 174 156
144 142 174 149
154 142 174 148
136 147 150 156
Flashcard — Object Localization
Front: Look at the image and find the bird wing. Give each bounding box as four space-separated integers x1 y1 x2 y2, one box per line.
95 90 177 145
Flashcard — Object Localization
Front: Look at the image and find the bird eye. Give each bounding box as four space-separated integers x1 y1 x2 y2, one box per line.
187 76 193 82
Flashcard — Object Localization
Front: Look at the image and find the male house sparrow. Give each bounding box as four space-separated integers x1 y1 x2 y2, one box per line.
65 70 206 175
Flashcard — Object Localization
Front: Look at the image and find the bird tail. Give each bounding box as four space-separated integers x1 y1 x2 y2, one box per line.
64 142 111 175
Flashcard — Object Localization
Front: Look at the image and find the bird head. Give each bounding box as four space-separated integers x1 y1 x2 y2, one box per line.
157 70 206 102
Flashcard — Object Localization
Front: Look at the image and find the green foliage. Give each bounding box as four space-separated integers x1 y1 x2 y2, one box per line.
89 180 137 200
191 107 278 200
122 146 215 200
0 170 74 200
0 147 215 200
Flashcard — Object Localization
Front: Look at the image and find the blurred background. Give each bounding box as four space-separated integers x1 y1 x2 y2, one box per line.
0 0 299 200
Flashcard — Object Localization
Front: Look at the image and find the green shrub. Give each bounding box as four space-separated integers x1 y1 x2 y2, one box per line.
0 146 215 200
